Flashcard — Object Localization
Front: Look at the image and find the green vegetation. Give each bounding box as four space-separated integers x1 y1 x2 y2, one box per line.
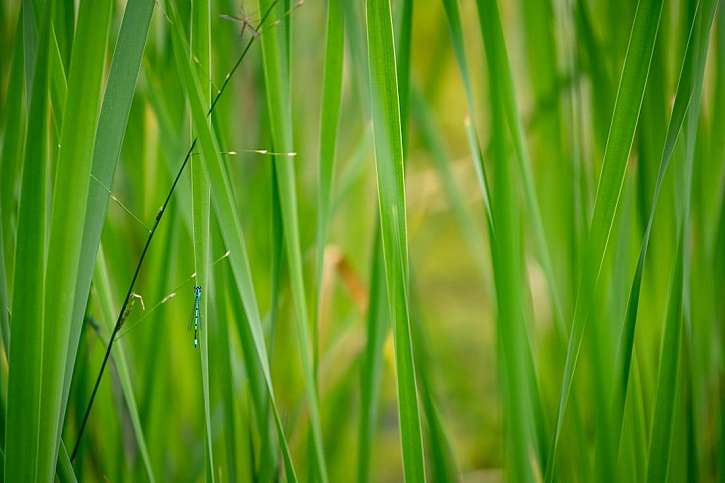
0 0 722 481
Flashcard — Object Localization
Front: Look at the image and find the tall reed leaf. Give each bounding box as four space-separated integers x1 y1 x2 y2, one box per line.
464 119 495 232
190 0 215 479
4 0 53 480
547 0 664 479
37 0 112 480
0 213 8 354
357 226 391 483
256 0 329 480
64 0 155 430
365 0 425 480
57 442 77 483
440 0 493 252
645 229 686 482
395 0 412 152
646 2 713 478
0 18 26 288
440 0 475 118
475 0 564 328
610 0 718 460
485 28 538 482
314 0 344 349
24 0 70 133
168 8 298 481
410 283 458 483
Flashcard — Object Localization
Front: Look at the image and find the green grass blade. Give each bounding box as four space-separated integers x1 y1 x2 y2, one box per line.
646 229 686 483
257 161 284 483
485 34 538 482
559 0 590 282
190 0 215 479
475 0 565 329
1 17 26 292
57 441 77 483
354 10 400 482
521 0 577 313
464 118 495 237
37 0 113 479
440 0 476 116
394 0 412 153
705 9 725 246
440 0 493 234
256 1 329 480
210 231 239 482
366 0 426 480
52 0 72 70
22 0 39 95
314 0 344 351
4 0 53 480
225 264 279 483
21 0 68 138
410 282 459 483
64 0 155 433
574 0 615 156
92 245 155 482
341 0 371 116
445 17 561 449
357 227 387 483
0 215 8 356
546 0 665 479
26 0 69 134
647 2 712 479
610 0 718 459
356 23 423 481
445 21 565 450
444 21 548 462
418 383 457 483
168 8 298 481
459 1 551 477
47 27 67 132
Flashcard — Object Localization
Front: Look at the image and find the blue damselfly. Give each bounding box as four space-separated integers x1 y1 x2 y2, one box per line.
190 285 202 348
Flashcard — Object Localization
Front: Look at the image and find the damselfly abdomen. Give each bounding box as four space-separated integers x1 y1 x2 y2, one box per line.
190 286 202 348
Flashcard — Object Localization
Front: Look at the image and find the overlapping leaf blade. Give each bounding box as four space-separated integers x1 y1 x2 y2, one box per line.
366 0 426 480
4 0 53 480
168 8 298 481
37 0 113 480
547 0 665 479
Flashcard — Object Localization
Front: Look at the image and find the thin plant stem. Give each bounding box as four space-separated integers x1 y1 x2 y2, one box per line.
70 1 278 461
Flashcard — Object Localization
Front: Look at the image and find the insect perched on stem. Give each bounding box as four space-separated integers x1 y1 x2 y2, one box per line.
189 285 202 349
220 5 259 39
